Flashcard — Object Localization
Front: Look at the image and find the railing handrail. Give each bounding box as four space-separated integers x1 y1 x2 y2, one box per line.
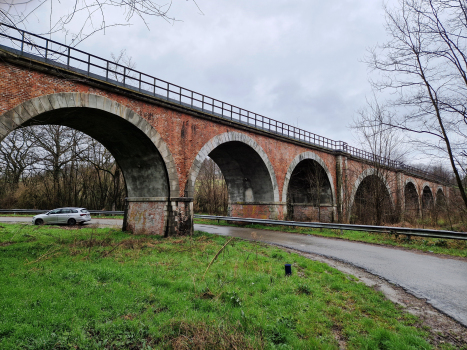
0 22 449 184
195 215 467 240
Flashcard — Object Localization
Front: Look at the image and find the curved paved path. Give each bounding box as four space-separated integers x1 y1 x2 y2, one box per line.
2 217 466 326
195 224 467 326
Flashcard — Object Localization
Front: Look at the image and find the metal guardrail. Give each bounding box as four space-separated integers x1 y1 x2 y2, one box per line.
1 210 464 240
195 214 467 241
0 209 124 215
0 22 448 184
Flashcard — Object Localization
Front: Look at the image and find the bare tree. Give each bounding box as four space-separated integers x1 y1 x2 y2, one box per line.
194 158 228 215
0 124 126 210
350 96 408 225
0 0 202 46
367 0 467 212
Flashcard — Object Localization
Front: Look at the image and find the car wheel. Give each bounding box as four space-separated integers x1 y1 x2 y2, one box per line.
67 218 76 226
35 218 44 225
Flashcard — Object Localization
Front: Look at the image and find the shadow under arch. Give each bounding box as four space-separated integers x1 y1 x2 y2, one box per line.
422 185 434 211
186 132 280 216
0 93 179 233
282 152 336 221
404 179 420 219
349 168 394 224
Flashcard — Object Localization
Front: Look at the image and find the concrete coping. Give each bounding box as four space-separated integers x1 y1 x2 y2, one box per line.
126 197 194 202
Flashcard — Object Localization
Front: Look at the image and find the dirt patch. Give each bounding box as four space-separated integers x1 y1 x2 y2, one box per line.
281 247 467 349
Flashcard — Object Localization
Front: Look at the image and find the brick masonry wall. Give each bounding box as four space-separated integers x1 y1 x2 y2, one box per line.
291 205 335 223
0 59 448 229
0 61 339 202
126 201 167 235
229 203 286 220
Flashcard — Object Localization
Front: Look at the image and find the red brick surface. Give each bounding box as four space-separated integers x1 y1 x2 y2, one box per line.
126 201 167 235
0 61 448 230
291 205 335 222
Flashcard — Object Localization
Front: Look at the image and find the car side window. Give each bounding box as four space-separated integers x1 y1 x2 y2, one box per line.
72 210 78 213
49 209 60 214
62 209 71 214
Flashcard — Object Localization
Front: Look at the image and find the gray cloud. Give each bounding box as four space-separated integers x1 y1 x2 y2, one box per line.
17 0 392 146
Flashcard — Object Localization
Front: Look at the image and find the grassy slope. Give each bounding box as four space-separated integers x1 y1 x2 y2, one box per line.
194 219 467 258
0 223 453 349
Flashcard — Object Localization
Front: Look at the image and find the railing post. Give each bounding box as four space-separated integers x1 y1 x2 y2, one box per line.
67 47 71 68
139 73 142 92
87 55 91 75
45 39 48 59
123 67 126 86
106 61 109 81
20 32 24 53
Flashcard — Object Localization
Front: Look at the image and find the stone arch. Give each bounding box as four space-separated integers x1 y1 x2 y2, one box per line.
349 168 394 211
281 151 336 204
422 184 434 211
186 132 279 203
348 168 395 224
404 178 420 218
0 93 179 198
435 187 446 208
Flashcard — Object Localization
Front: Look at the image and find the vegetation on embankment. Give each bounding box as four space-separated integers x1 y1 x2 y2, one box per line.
194 218 467 259
0 223 450 349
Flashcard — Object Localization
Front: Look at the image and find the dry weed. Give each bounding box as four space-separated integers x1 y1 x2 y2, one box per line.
167 322 261 350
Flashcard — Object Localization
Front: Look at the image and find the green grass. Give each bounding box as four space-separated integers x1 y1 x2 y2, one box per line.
194 218 467 258
0 223 452 349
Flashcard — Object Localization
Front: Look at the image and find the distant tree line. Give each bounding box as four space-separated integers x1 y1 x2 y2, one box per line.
0 125 125 210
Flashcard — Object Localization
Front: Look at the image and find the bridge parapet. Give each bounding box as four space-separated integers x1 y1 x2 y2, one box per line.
0 22 448 186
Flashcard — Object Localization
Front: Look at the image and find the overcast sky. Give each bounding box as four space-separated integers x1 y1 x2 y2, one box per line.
5 0 393 149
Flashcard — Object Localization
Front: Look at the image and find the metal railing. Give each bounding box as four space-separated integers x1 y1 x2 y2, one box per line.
1 209 465 240
0 23 448 184
195 214 467 241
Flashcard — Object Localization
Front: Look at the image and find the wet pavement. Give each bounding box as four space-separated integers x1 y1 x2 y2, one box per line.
2 216 466 326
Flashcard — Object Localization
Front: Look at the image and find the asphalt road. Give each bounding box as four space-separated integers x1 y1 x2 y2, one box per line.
2 216 466 326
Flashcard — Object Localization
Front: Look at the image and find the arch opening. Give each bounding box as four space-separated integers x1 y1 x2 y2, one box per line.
17 107 170 199
434 188 447 223
0 94 180 235
436 188 446 209
286 159 333 222
207 141 275 203
350 174 393 225
422 186 434 214
404 182 419 220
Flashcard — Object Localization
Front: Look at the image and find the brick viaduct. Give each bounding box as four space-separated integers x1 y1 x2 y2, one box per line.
0 40 448 235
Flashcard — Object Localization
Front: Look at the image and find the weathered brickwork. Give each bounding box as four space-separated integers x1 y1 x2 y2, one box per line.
125 201 167 235
291 205 335 223
229 203 286 220
0 57 448 234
